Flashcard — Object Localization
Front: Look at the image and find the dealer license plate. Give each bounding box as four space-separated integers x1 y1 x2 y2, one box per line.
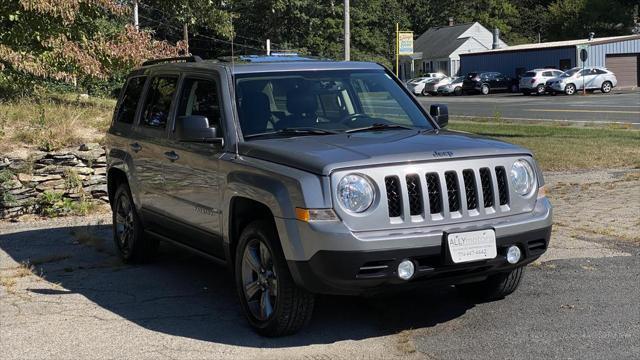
447 229 497 264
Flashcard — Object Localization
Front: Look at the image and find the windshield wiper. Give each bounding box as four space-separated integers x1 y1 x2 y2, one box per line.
244 127 339 139
345 123 416 134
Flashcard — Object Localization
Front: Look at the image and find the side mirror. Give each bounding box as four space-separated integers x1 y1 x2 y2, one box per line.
176 115 223 144
430 104 449 128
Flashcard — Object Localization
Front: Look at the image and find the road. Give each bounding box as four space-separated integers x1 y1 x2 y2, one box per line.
1 169 639 360
418 91 640 127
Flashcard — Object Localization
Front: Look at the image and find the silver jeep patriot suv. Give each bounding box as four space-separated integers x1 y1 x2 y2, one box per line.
106 55 552 337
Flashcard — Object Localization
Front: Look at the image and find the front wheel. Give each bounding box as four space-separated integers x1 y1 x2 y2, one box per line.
457 266 525 301
235 220 315 337
601 81 612 93
481 84 490 95
564 83 576 95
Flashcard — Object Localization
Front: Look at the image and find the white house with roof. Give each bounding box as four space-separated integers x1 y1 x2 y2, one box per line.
400 21 506 79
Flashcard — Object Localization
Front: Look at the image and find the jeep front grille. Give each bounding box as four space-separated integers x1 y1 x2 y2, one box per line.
383 167 510 219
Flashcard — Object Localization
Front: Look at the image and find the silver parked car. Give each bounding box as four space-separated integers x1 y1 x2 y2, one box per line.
406 73 447 95
423 76 457 96
437 76 464 96
519 69 564 95
545 67 618 95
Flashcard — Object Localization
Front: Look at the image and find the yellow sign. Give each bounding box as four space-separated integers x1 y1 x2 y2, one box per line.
398 32 413 55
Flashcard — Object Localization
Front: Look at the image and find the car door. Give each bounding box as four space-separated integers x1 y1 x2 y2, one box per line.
576 68 595 90
162 74 225 258
133 74 180 226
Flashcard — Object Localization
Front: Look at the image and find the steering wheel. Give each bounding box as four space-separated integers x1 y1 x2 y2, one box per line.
340 113 370 125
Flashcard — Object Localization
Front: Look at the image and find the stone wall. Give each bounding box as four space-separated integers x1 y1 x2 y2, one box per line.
0 144 108 219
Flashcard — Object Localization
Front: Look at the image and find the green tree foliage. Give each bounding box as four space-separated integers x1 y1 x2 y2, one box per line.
545 0 634 40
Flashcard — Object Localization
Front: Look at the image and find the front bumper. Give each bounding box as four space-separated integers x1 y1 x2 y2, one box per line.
546 82 565 92
284 198 553 295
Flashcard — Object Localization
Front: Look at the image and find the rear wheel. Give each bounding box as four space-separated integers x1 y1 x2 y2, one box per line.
481 84 490 95
457 266 525 301
536 84 545 95
564 83 576 95
112 183 158 263
601 81 612 93
235 220 315 337
454 87 463 96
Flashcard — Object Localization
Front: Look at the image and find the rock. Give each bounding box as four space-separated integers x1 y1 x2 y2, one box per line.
83 175 106 186
79 94 89 100
1 179 22 190
79 143 101 151
8 187 36 196
99 196 110 203
73 167 94 175
33 165 66 175
51 153 76 160
30 174 63 182
36 179 65 191
93 168 107 175
0 158 10 169
17 173 33 183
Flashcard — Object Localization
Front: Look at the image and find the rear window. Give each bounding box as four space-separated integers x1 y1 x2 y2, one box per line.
523 71 537 77
116 76 147 124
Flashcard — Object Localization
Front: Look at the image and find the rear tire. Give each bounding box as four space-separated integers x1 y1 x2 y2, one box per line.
454 87 463 96
457 266 525 301
235 220 315 337
536 84 545 95
601 81 612 93
112 183 158 263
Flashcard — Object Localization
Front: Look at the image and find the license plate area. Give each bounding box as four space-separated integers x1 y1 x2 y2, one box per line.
447 229 497 264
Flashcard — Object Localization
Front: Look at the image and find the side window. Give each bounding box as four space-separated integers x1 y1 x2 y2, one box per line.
542 71 553 77
579 69 591 76
176 78 221 128
594 69 607 74
141 76 178 129
116 76 147 124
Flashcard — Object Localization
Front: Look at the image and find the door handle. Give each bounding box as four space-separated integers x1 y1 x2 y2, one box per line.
129 142 142 153
164 151 180 162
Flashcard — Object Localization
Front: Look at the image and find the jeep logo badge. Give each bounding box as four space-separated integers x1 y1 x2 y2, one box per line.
433 151 454 158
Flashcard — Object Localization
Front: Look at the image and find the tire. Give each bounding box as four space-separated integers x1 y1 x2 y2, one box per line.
510 84 519 93
454 87 463 96
536 84 545 95
564 83 576 95
235 220 315 337
112 183 158 263
601 81 612 93
481 84 490 95
421 88 428 96
457 266 525 301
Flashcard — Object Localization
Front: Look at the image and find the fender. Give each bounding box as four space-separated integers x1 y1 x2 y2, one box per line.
106 147 140 209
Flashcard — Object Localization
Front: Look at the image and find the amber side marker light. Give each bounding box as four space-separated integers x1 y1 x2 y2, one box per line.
537 186 547 199
295 208 339 222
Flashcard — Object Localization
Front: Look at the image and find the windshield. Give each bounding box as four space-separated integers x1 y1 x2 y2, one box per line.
235 70 435 138
561 68 580 77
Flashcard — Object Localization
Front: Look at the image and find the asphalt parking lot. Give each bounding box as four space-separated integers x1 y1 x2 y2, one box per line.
418 91 640 127
1 169 639 360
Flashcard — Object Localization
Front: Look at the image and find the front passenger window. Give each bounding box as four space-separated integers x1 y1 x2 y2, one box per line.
176 78 221 128
141 76 178 129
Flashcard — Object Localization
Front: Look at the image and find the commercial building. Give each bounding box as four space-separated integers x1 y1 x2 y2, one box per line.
459 34 640 88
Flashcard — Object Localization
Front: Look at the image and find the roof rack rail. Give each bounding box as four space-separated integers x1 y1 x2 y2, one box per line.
141 56 203 67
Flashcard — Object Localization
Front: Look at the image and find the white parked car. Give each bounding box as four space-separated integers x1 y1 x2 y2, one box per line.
519 69 564 95
406 73 447 95
545 67 618 95
436 76 464 96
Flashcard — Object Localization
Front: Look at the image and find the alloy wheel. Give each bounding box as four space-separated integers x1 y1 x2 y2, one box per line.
115 193 135 257
241 238 278 321
602 82 612 93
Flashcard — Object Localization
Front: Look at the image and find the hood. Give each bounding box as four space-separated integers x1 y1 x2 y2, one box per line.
239 130 532 175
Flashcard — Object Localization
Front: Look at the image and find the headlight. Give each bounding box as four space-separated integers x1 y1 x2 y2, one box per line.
337 174 375 213
510 159 535 196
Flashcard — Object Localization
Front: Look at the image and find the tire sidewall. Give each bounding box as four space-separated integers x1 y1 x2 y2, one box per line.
565 84 576 95
112 184 138 262
481 84 490 95
601 81 612 93
234 221 286 333
536 84 545 95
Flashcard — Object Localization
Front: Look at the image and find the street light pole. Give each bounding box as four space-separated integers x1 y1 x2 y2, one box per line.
133 0 139 31
344 0 350 61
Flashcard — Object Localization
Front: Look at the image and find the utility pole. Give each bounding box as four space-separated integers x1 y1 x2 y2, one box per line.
133 0 139 31
344 0 350 61
266 39 271 56
183 24 189 55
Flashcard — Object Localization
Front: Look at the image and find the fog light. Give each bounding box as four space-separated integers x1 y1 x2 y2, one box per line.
507 246 522 264
397 260 415 280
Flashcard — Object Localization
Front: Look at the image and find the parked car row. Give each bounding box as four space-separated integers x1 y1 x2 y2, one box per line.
405 66 618 96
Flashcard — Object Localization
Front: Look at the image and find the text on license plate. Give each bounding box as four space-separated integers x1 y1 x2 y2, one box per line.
447 229 497 264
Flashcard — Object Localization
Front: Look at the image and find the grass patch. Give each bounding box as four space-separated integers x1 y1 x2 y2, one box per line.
449 121 640 171
0 93 115 152
36 191 96 217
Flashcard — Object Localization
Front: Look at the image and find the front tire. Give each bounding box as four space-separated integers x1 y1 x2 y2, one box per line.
235 220 315 337
481 84 490 95
564 83 576 95
457 266 525 301
112 183 158 263
601 81 612 93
